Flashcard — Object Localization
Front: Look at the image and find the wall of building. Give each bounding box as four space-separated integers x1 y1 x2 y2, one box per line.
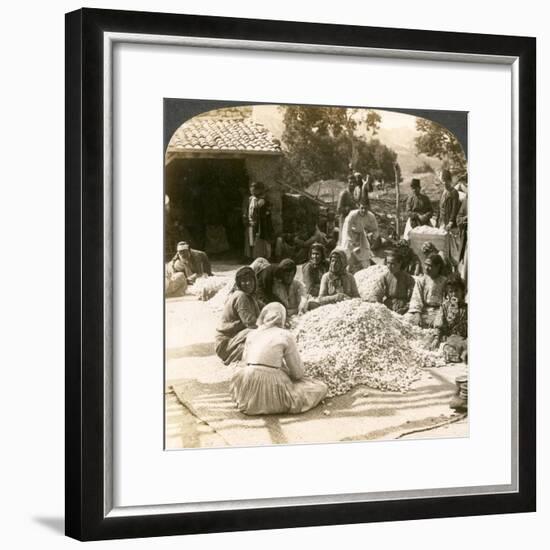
245 156 283 235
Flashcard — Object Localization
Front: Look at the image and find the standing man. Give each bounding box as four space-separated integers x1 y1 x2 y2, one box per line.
243 181 273 260
406 178 433 230
336 176 357 245
437 169 460 230
437 168 461 270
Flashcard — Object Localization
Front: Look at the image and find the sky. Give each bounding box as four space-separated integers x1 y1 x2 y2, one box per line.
373 108 418 130
250 104 419 141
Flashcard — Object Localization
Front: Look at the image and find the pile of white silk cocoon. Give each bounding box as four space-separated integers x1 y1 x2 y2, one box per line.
292 300 441 397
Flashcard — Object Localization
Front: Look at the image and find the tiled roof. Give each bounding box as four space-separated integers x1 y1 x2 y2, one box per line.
167 118 282 155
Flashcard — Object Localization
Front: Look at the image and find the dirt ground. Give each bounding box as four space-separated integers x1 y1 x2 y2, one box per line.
165 262 468 449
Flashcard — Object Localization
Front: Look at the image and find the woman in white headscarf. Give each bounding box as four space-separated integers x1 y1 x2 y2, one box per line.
230 303 328 415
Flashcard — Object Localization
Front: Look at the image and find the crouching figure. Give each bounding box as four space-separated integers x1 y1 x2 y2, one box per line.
230 303 327 415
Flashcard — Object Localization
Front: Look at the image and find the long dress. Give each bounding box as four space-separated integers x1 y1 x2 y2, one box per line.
215 291 261 365
230 326 328 415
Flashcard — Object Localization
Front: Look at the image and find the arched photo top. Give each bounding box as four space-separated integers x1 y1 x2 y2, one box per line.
165 103 467 186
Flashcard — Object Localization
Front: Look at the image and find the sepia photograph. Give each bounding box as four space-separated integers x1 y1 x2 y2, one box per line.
164 102 469 449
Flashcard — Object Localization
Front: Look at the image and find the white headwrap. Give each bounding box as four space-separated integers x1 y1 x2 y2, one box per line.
257 302 286 330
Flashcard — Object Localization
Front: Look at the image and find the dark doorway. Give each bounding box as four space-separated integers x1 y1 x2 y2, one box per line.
165 158 249 259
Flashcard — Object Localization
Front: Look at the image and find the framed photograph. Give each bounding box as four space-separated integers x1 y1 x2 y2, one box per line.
65 7 536 541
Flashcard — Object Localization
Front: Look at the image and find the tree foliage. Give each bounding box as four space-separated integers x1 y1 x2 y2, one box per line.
415 119 467 180
281 106 396 187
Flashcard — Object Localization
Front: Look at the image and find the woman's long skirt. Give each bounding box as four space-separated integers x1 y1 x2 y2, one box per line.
230 365 327 415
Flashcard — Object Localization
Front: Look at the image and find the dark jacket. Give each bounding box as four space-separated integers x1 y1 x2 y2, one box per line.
406 193 433 226
438 188 460 228
243 195 274 241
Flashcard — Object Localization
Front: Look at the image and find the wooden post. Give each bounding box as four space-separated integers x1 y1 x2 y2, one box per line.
394 163 401 238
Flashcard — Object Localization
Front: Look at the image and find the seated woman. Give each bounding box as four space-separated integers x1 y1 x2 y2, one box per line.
250 258 273 309
272 259 306 317
434 273 468 362
301 243 329 308
230 303 328 415
215 266 261 365
256 259 306 316
318 249 360 305
405 253 447 327
371 249 415 314
255 261 278 305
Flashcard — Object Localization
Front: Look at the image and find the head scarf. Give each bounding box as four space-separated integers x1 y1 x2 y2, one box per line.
257 302 287 330
232 266 256 294
250 257 270 276
275 259 297 282
328 248 348 276
309 242 326 263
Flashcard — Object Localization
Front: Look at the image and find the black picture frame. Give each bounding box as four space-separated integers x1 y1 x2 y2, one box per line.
65 7 536 541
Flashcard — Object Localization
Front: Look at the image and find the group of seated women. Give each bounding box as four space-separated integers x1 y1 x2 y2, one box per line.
369 246 467 339
372 248 468 353
214 241 467 416
215 264 328 415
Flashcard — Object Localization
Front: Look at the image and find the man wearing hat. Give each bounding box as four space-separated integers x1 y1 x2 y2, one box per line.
242 181 273 260
165 241 212 297
406 178 433 229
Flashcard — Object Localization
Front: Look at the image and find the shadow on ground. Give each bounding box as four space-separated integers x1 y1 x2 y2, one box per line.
33 517 65 535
